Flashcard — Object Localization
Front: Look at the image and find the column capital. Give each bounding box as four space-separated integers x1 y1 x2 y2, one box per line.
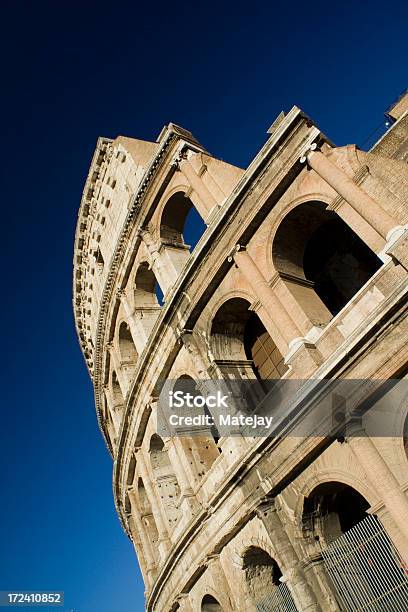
256 497 279 517
204 552 221 567
299 141 319 164
175 326 195 343
345 414 365 439
170 146 189 169
227 243 246 262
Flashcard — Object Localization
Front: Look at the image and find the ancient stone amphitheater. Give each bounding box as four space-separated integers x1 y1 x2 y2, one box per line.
74 93 408 611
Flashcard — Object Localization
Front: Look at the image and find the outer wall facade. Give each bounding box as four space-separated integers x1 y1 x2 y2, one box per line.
74 95 408 611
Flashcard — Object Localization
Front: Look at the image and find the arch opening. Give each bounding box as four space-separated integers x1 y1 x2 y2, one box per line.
173 376 221 468
211 298 288 381
160 192 206 250
242 547 284 607
134 262 161 307
111 370 124 405
149 434 180 527
303 481 370 545
137 477 159 548
201 594 223 612
118 321 138 364
95 248 104 274
273 202 382 320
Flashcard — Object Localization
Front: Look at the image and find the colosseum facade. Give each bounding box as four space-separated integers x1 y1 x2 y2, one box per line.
73 93 408 611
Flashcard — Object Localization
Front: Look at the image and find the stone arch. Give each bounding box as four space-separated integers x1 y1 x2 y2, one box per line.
137 477 159 548
111 370 124 404
242 546 284 608
134 261 161 307
210 297 288 382
118 320 138 365
171 375 221 479
127 454 136 486
132 260 162 331
201 594 223 611
272 201 382 322
302 480 370 547
294 466 377 529
160 190 206 250
149 434 180 527
109 369 125 431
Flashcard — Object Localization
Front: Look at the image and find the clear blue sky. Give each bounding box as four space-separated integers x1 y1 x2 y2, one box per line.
0 1 406 611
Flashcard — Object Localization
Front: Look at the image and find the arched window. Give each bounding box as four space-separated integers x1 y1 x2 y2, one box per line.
303 481 370 545
273 202 382 321
201 594 223 612
211 298 288 382
149 434 180 527
172 376 221 476
160 192 206 251
302 480 406 611
127 454 136 487
110 370 125 429
118 321 138 365
111 370 124 406
134 262 161 307
242 547 293 610
137 477 159 547
95 248 104 275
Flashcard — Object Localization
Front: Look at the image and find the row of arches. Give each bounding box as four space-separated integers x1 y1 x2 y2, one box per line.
127 434 183 548
104 195 385 447
176 480 406 611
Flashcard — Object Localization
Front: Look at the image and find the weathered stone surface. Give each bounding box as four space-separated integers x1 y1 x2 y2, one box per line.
73 95 408 611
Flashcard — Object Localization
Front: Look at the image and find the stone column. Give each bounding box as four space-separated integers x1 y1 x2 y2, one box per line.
107 343 128 396
178 330 211 380
347 423 408 561
103 386 120 434
159 242 190 283
232 246 298 355
178 158 217 218
119 291 145 354
256 500 321 611
120 292 160 353
174 593 193 612
140 229 177 295
302 145 400 242
301 550 342 611
137 451 171 559
163 438 201 518
179 328 249 461
231 246 322 377
128 487 157 582
205 554 235 611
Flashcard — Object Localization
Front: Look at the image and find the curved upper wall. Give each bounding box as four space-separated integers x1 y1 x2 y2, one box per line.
73 135 159 370
73 122 245 375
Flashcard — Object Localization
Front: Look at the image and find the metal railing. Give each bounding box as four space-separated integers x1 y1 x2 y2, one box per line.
256 583 298 611
321 514 408 611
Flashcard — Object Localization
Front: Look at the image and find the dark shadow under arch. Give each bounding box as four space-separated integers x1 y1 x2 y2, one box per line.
201 594 223 611
160 192 206 250
273 201 382 319
303 481 370 545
